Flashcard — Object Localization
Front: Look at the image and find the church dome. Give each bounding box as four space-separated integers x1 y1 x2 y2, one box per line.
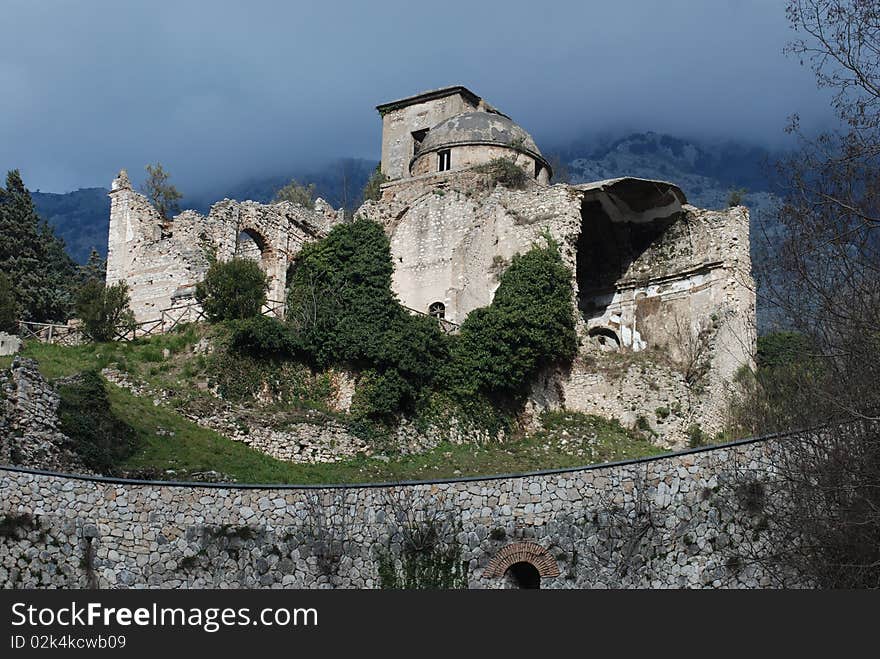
411 111 550 175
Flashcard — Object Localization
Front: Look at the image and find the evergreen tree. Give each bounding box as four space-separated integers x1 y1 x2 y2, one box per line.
81 248 107 284
0 170 78 322
0 271 18 333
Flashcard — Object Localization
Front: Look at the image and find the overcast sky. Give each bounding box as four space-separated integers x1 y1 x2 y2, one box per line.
1 0 833 194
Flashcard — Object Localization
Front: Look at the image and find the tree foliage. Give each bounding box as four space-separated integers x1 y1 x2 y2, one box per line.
283 218 577 420
195 258 268 322
442 240 577 403
274 179 316 209
725 1 880 587
141 162 183 220
286 218 447 418
0 271 18 333
0 169 78 322
82 248 106 283
75 279 136 343
361 165 389 202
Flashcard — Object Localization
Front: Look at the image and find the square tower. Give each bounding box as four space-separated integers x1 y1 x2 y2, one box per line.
376 86 483 180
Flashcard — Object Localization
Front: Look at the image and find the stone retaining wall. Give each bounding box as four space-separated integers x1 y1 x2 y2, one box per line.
0 437 791 589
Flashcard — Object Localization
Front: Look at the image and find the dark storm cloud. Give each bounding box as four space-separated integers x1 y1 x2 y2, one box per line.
1 0 831 193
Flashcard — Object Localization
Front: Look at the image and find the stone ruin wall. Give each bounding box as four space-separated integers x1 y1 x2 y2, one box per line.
0 437 792 589
361 173 755 445
106 171 342 323
104 166 755 448
0 358 89 474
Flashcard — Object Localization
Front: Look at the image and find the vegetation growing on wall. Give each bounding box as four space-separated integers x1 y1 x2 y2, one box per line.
361 165 389 202
284 218 448 419
442 239 577 405
473 157 529 190
376 492 468 589
141 163 183 220
244 218 578 423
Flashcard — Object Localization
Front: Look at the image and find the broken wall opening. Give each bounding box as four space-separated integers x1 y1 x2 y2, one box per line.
576 196 674 325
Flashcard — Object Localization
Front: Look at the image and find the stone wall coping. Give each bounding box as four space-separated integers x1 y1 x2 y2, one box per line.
0 431 787 491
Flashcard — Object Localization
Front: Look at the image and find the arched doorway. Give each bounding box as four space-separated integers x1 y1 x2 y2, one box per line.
234 226 285 314
236 229 271 268
484 542 560 588
504 561 541 589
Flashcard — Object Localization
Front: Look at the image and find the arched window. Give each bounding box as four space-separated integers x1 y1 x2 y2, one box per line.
428 301 446 319
588 327 621 352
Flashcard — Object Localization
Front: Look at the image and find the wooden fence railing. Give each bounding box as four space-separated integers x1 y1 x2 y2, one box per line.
17 297 458 346
17 321 84 346
17 297 290 346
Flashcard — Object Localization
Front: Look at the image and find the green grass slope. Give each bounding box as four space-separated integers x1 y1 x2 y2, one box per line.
2 331 665 484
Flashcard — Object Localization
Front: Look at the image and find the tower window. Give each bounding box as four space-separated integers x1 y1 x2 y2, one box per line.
428 301 446 319
412 129 429 156
438 149 451 172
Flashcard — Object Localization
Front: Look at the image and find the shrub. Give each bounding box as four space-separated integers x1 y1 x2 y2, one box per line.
230 315 296 357
196 258 268 322
350 369 410 420
75 279 135 342
474 157 529 190
57 370 138 474
361 165 389 202
442 239 577 403
687 423 706 448
727 187 747 207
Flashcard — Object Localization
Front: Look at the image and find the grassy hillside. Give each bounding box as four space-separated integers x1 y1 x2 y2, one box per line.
2 329 664 484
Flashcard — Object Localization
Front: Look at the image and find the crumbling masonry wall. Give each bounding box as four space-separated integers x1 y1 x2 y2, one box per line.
357 172 755 446
106 171 342 322
0 358 88 474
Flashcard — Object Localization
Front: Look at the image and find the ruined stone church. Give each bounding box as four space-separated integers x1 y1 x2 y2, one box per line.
106 86 755 446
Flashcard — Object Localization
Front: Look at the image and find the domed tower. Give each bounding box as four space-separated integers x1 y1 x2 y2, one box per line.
410 111 551 183
376 86 550 184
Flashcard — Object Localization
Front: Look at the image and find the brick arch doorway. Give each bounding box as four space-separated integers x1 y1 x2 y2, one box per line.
484 542 560 589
